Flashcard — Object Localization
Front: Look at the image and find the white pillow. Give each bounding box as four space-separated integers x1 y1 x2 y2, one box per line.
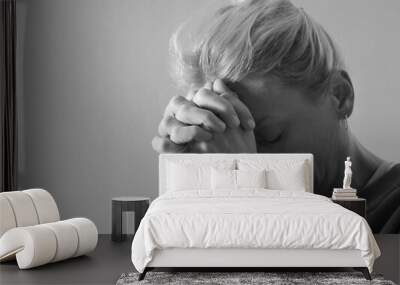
236 169 267 189
211 168 236 189
211 168 267 190
237 159 309 192
166 159 235 191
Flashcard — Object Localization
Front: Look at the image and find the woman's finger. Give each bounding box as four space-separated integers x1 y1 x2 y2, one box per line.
159 115 213 143
170 125 213 144
151 136 188 153
213 79 255 130
186 89 196 101
212 79 232 94
175 104 226 132
192 88 240 128
165 95 226 132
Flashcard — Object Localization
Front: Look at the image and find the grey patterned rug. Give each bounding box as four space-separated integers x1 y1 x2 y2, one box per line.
116 271 396 285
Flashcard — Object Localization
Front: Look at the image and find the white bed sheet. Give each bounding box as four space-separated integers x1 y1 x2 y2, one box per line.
131 189 380 273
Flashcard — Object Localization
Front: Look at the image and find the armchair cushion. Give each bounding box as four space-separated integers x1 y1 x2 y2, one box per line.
0 189 60 236
0 218 98 269
0 189 97 269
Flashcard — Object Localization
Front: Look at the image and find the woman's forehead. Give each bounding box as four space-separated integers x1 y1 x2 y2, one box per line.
229 75 290 99
227 75 318 121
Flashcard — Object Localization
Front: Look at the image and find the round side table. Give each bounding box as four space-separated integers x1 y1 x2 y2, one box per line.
111 196 150 242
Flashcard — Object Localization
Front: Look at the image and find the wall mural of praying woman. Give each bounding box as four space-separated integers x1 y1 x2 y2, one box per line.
151 0 400 233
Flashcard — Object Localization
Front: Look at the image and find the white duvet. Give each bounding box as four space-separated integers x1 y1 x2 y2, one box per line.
131 189 380 273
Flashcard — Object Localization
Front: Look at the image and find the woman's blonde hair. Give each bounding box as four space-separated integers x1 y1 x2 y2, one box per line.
170 0 344 94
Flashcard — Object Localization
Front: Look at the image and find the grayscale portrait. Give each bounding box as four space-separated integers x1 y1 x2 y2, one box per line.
152 0 400 233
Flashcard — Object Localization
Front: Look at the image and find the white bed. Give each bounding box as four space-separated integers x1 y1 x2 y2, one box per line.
131 154 380 280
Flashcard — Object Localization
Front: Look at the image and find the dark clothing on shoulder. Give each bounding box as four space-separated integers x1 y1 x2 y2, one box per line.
359 163 400 233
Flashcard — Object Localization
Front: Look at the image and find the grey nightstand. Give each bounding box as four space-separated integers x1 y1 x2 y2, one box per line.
331 198 366 218
112 196 150 242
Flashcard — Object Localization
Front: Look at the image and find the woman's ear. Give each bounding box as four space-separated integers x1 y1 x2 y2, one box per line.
330 70 354 118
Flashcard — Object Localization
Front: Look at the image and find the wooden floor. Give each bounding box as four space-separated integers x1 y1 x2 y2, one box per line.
0 235 398 285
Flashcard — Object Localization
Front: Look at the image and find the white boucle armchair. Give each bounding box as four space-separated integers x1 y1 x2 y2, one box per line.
0 189 98 269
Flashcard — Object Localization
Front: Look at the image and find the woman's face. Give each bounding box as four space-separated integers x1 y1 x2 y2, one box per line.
229 75 347 193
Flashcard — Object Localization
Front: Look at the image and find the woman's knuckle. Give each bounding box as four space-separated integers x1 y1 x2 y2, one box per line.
158 122 166 135
179 103 193 115
193 88 208 103
219 103 230 113
170 95 185 106
202 111 215 123
159 138 169 150
158 116 171 133
170 126 181 140
197 88 209 97
187 125 200 136
220 92 237 101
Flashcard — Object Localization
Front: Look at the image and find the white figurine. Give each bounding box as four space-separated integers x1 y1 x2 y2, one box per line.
343 156 353 189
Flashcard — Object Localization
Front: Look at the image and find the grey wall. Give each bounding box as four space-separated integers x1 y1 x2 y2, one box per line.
17 0 400 233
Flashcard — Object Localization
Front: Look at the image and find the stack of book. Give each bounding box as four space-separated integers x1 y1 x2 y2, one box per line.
332 188 358 200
